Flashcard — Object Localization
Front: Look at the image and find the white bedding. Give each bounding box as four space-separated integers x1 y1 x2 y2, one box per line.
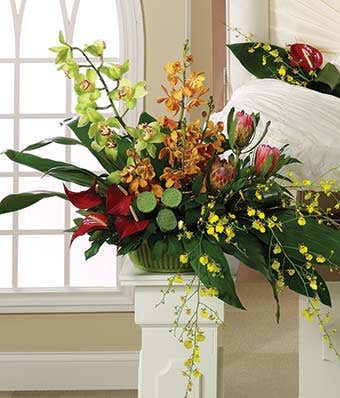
211 79 340 182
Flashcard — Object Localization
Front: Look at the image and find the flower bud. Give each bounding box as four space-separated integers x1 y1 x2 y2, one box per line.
254 144 280 177
210 158 236 191
234 111 254 149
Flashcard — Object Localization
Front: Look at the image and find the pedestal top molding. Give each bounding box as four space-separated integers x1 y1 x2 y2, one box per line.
120 256 197 287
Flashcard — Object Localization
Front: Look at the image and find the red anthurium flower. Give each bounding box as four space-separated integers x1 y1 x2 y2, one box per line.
64 181 102 209
106 185 132 216
289 44 323 72
71 212 108 244
115 215 149 241
255 144 280 177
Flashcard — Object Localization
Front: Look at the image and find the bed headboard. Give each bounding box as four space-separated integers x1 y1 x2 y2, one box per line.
227 0 340 96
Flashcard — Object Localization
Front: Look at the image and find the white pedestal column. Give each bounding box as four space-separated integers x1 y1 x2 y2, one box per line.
120 260 225 398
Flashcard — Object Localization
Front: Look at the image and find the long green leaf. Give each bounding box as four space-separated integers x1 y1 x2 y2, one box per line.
228 42 290 80
255 210 340 267
0 191 66 214
66 118 117 173
222 229 281 321
184 236 245 310
22 136 82 152
4 149 97 187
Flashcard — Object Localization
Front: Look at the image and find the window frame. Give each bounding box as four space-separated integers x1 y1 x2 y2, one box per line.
0 0 144 313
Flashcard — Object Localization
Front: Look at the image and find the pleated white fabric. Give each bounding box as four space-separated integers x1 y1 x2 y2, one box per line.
211 79 340 182
270 0 340 66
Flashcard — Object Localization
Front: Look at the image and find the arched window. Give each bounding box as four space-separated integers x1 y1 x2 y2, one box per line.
0 0 143 311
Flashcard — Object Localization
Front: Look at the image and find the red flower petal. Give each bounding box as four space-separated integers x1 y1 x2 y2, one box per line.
64 181 102 209
289 43 323 72
71 212 108 244
106 185 132 216
115 216 149 241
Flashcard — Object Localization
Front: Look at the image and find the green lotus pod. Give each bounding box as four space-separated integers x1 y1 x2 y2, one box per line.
161 188 183 208
136 191 157 213
156 208 177 232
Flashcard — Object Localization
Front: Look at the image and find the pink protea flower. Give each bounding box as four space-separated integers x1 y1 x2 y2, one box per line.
210 158 236 191
235 111 254 148
255 144 280 177
289 44 323 72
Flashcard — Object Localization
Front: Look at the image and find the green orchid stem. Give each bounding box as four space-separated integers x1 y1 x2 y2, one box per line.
72 46 127 130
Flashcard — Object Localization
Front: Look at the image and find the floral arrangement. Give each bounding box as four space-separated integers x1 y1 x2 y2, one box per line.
228 29 340 98
1 33 340 396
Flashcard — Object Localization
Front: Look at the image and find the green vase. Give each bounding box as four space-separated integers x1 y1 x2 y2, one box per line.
129 243 193 273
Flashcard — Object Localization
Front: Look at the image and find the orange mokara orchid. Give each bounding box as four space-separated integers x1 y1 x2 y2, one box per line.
157 85 183 115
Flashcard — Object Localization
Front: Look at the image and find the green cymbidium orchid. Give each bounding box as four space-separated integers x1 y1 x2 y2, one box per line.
110 78 147 110
128 122 164 158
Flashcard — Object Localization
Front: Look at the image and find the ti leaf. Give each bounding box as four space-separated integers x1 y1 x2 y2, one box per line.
0 191 66 214
4 149 98 187
22 136 82 152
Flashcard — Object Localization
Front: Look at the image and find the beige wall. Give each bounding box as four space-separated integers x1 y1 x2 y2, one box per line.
0 1 299 397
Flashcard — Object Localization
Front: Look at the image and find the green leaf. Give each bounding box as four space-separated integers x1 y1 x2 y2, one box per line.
138 112 156 125
0 191 66 214
315 63 340 91
228 42 290 79
116 138 132 169
21 136 82 152
167 235 184 256
43 165 102 187
85 239 106 260
4 149 98 187
256 210 340 268
192 174 204 196
184 237 245 309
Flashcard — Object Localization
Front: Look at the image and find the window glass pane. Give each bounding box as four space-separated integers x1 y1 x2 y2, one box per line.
20 63 66 114
0 236 12 288
19 118 66 171
0 178 13 230
21 0 63 58
0 119 14 172
73 0 120 58
70 237 116 287
18 177 65 230
18 234 64 287
0 1 15 58
70 143 104 171
0 64 14 114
